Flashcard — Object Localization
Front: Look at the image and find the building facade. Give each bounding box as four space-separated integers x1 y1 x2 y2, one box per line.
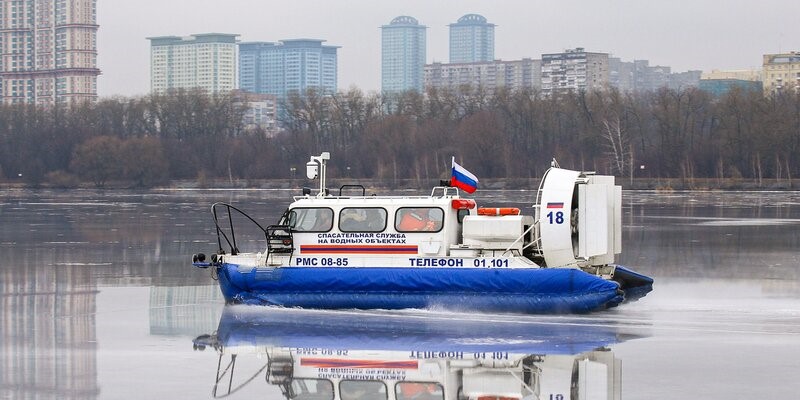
698 69 762 97
667 70 701 90
381 16 426 93
541 48 609 95
148 33 238 94
701 69 761 81
232 90 279 135
698 79 762 97
238 39 338 99
634 60 670 90
0 0 100 105
448 14 495 64
609 58 701 92
762 52 800 94
425 58 540 92
609 59 669 92
608 58 634 91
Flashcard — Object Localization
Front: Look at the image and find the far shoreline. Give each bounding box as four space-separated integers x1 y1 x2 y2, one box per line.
0 177 796 192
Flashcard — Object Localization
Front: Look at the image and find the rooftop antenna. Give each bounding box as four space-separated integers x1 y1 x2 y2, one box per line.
306 152 331 197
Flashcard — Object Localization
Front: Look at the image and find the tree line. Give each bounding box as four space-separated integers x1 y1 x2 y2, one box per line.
0 86 798 188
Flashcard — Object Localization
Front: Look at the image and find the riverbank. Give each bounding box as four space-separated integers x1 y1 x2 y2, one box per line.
0 177 795 191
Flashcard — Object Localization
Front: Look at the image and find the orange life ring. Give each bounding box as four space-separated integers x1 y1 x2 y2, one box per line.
477 207 520 216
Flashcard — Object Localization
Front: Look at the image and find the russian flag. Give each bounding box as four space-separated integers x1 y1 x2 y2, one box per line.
451 157 479 194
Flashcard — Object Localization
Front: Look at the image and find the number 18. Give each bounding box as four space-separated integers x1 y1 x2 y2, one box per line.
547 211 564 224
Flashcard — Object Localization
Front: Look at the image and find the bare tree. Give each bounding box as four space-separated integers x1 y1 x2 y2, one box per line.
602 116 630 176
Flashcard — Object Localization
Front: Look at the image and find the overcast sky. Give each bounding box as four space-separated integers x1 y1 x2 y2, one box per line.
97 0 800 97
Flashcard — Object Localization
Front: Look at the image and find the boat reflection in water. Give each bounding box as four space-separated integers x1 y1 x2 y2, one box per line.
193 306 645 400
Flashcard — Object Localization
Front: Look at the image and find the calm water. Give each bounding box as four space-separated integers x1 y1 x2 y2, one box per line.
1 188 799 399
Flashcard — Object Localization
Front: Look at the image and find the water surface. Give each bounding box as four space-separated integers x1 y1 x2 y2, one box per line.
1 189 798 399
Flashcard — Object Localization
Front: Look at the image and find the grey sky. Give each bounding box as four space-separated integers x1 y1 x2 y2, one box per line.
97 0 800 97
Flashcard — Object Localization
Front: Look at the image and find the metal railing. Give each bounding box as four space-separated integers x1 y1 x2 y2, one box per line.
211 202 269 256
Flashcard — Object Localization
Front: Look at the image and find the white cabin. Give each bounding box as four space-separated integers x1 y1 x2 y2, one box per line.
286 189 523 258
225 153 622 273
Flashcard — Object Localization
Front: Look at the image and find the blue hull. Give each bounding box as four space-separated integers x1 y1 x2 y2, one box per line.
215 264 627 314
202 305 639 354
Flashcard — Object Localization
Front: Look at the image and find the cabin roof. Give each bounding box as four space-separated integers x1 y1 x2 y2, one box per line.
291 194 464 208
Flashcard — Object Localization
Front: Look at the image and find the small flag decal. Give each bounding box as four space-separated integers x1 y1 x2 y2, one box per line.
546 202 564 209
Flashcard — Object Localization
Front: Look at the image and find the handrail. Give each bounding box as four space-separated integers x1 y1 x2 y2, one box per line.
338 184 366 196
211 202 269 256
266 225 295 256
292 194 456 201
431 186 459 197
211 354 270 398
532 167 551 208
502 219 540 256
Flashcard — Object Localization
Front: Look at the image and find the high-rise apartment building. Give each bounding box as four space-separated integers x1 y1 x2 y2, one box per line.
381 16 426 93
148 33 238 94
762 52 800 94
0 0 100 105
541 48 609 95
239 39 338 99
425 59 540 92
448 14 495 64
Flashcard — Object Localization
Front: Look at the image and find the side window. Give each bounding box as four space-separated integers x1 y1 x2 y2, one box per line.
396 382 444 400
457 209 470 223
339 207 387 232
395 208 444 232
290 379 334 400
340 380 387 400
290 208 333 232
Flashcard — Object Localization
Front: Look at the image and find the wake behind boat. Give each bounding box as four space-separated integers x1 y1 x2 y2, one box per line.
192 152 653 313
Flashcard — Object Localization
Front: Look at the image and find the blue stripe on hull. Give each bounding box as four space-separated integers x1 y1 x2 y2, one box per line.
216 265 623 314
